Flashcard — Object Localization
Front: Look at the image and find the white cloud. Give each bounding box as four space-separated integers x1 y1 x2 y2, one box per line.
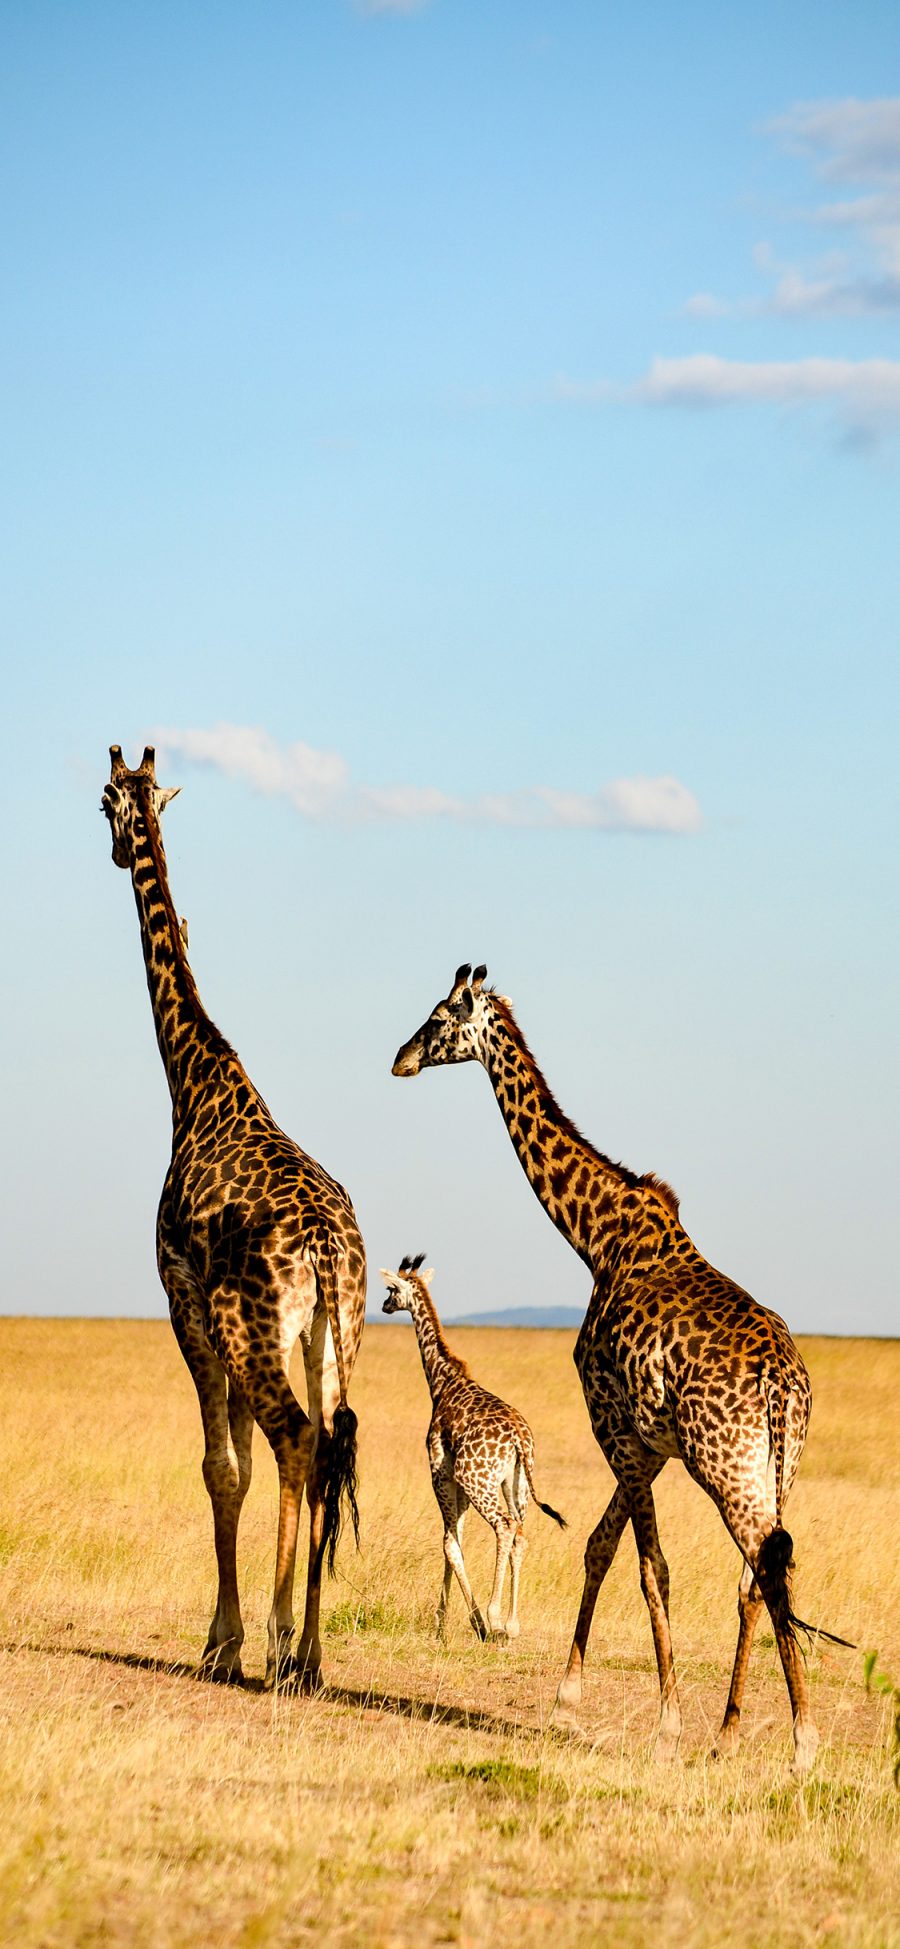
683 96 900 321
769 97 900 183
556 354 900 443
151 725 702 836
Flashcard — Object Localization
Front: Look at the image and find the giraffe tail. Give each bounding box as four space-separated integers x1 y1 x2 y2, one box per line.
759 1377 853 1649
517 1442 567 1529
313 1239 361 1579
756 1529 855 1652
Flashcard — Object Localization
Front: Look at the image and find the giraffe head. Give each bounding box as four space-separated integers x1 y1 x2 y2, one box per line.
392 964 491 1077
379 1254 434 1313
101 745 180 868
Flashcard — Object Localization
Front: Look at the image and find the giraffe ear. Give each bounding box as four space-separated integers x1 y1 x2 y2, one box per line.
156 786 181 811
421 1267 435 1285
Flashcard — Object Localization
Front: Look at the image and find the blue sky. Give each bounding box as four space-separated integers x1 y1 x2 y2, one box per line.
1 0 897 1333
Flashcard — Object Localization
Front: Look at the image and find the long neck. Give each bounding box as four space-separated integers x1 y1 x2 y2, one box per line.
127 802 233 1107
478 1000 627 1269
408 1286 466 1400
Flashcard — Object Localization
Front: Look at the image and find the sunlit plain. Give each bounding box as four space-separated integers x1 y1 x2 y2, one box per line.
0 1319 897 1947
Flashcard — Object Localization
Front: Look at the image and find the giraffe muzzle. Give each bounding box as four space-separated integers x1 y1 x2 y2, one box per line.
391 1039 422 1078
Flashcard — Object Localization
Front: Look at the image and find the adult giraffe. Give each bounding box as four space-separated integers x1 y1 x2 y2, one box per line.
392 963 844 1774
102 745 365 1690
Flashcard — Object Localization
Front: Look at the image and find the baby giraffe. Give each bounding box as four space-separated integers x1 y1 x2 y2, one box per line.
380 1256 566 1640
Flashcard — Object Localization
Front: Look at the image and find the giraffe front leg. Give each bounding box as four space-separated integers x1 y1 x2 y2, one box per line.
551 1484 630 1734
714 1560 764 1757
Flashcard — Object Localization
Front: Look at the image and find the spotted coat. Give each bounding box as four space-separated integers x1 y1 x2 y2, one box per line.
102 745 366 1691
392 964 822 1773
380 1255 565 1641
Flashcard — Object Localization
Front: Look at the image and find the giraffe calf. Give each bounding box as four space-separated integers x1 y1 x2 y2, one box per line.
380 1256 566 1641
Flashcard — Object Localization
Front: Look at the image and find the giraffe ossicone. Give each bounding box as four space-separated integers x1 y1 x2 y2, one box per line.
392 962 850 1774
102 743 366 1693
380 1257 566 1644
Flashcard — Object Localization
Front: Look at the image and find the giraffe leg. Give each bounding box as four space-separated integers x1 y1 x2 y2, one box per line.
683 1436 818 1775
435 1485 461 1640
214 1344 316 1693
166 1285 249 1683
753 1533 819 1776
436 1548 454 1640
505 1528 527 1639
629 1482 683 1762
433 1472 486 1640
293 1326 342 1693
714 1560 764 1757
500 1460 527 1639
551 1484 630 1732
485 1515 516 1640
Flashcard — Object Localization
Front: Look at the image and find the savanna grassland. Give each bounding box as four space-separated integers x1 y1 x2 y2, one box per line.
0 1319 897 1948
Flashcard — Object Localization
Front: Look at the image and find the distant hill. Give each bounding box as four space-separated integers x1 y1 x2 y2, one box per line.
366 1306 583 1329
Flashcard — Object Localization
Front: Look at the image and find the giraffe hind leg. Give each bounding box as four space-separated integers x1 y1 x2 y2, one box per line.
714 1559 764 1757
626 1475 683 1762
505 1528 526 1639
434 1473 486 1640
167 1283 249 1683
552 1483 630 1734
485 1514 516 1640
294 1319 343 1694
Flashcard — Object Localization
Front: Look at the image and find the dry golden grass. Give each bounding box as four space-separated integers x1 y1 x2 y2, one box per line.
0 1318 897 1947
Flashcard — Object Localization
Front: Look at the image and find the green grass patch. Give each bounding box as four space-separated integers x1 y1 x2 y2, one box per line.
323 1596 406 1638
433 1759 565 1799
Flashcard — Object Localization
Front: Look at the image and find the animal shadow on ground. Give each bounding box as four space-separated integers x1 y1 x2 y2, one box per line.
8 1641 537 1738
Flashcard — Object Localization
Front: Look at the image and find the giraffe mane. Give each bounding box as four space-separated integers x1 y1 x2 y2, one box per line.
406 1270 471 1380
488 993 680 1217
138 787 236 1060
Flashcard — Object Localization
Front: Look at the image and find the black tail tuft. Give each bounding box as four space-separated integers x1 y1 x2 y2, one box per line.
537 1499 567 1530
317 1403 360 1579
757 1527 855 1651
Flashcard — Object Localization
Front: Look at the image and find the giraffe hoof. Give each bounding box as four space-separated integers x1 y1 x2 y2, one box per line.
292 1660 326 1697
488 1626 509 1644
548 1706 589 1742
470 1610 488 1641
652 1731 682 1766
200 1645 244 1685
791 1724 819 1778
712 1721 741 1760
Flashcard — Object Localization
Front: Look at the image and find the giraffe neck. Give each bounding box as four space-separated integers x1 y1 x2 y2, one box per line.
407 1284 467 1401
478 998 629 1269
127 796 233 1107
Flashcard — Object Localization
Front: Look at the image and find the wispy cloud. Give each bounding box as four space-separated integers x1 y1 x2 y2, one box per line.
556 97 900 446
684 96 900 321
151 725 702 836
556 354 900 443
769 97 900 183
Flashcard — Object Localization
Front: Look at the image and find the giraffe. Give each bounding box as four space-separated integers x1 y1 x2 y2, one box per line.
101 744 366 1691
379 1254 566 1641
392 964 849 1774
